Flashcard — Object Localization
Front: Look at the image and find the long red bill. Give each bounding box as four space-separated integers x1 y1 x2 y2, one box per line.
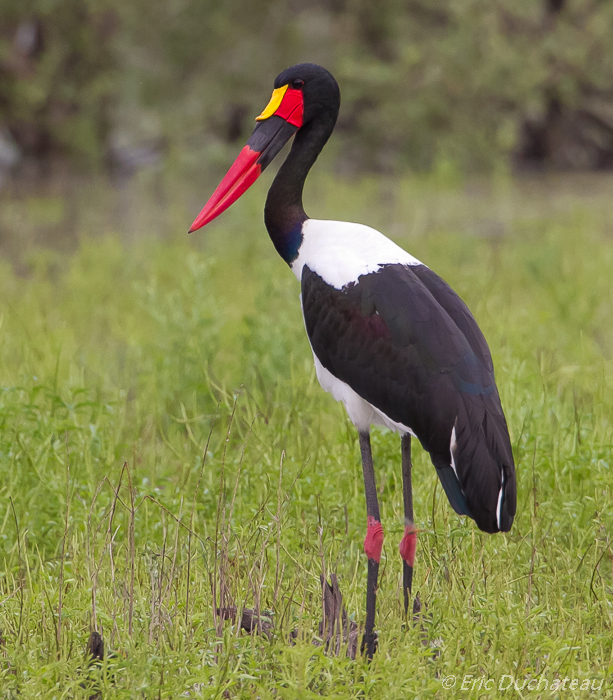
190 84 304 233
189 145 262 232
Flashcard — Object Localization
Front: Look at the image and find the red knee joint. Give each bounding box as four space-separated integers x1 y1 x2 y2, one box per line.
399 525 417 567
364 516 384 562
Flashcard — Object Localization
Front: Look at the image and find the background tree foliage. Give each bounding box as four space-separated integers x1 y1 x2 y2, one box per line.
2 0 613 173
0 0 115 166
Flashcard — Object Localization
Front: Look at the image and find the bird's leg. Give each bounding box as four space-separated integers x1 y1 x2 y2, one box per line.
399 433 417 615
359 431 383 660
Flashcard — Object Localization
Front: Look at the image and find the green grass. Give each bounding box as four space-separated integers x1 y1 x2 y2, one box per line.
1 173 612 698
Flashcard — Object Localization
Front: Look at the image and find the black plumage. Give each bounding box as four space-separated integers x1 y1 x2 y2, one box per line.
302 262 516 534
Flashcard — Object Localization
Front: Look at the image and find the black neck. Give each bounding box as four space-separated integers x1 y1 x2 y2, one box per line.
264 111 336 264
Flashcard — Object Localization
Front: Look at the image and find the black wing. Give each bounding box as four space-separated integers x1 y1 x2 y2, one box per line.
301 263 516 533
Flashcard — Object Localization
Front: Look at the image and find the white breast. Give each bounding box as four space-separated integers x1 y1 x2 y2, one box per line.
291 219 423 288
312 353 417 436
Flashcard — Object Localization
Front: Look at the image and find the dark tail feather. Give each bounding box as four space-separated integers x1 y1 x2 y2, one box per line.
435 465 473 518
457 397 516 534
441 396 516 534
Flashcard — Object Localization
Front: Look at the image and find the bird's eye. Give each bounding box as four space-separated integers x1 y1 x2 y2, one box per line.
292 79 304 89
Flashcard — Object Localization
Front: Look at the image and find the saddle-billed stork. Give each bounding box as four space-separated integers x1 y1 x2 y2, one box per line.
190 63 516 658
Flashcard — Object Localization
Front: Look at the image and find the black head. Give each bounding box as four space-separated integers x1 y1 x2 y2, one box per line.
274 63 340 125
189 63 339 233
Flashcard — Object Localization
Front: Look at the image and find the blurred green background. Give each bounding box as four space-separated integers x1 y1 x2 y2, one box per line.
2 0 613 181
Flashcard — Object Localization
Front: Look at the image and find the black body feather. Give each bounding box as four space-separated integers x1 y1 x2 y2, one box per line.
301 262 516 533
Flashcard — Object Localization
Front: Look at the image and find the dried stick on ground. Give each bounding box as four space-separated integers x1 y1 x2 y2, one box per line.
318 575 358 659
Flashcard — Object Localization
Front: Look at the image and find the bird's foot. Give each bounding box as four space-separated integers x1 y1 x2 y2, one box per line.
360 630 378 660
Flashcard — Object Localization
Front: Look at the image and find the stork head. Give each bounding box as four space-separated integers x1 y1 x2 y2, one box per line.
189 63 339 232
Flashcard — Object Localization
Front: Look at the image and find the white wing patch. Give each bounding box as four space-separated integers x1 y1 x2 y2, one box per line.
496 471 505 530
292 219 423 289
450 424 459 480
